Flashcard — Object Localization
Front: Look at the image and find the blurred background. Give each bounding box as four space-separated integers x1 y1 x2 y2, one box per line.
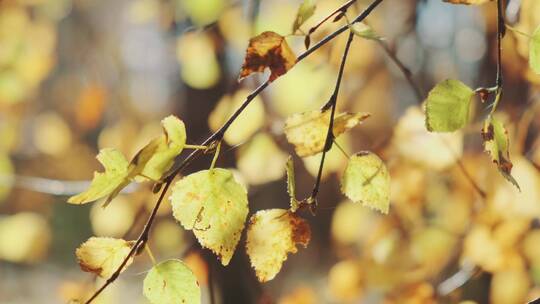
0 0 540 303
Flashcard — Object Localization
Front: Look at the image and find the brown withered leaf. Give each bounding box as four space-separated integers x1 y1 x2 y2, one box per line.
239 31 297 82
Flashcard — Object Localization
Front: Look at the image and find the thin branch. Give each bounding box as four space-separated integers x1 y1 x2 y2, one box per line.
491 0 505 113
311 31 355 201
83 1 385 302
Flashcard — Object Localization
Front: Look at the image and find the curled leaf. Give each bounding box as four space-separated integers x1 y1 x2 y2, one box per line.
67 148 129 205
481 116 520 190
284 109 370 157
340 151 390 214
143 259 201 304
239 31 297 82
75 237 134 278
425 79 474 132
292 0 316 33
245 209 311 282
170 168 249 265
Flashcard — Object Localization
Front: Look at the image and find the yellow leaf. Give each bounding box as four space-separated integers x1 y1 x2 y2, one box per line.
284 109 370 157
143 259 201 304
245 209 311 282
68 148 129 205
75 237 134 278
341 151 391 214
170 168 249 266
239 31 297 82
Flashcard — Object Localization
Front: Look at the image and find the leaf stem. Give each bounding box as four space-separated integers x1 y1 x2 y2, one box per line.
145 245 157 266
505 23 532 39
184 144 209 150
210 141 221 170
333 139 350 159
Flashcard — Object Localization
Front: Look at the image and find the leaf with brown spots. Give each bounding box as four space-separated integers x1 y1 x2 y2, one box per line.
75 237 135 278
284 109 370 157
246 209 311 282
481 116 520 190
170 168 249 265
143 259 201 304
239 31 297 82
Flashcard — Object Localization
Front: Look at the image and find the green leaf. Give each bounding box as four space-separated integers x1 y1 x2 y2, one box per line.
350 23 383 41
245 209 311 282
143 259 201 304
68 149 129 205
170 168 249 265
425 79 474 132
130 115 186 182
481 116 520 190
340 151 390 214
530 25 540 74
292 0 316 33
285 156 300 212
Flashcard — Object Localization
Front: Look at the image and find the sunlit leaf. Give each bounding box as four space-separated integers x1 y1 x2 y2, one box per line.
129 115 187 182
481 116 520 190
143 259 201 304
425 79 474 132
292 0 316 33
340 151 390 214
245 209 311 282
530 25 540 74
170 168 248 265
75 237 134 278
67 148 129 205
350 23 383 41
0 212 51 263
239 31 297 82
284 109 370 157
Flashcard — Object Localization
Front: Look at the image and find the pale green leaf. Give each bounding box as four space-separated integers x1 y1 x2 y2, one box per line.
425 79 474 132
292 0 316 33
245 209 311 282
285 156 301 212
170 168 249 265
481 116 520 190
350 23 383 41
130 115 186 182
75 237 134 278
68 149 129 205
530 25 540 74
143 259 201 304
340 151 390 214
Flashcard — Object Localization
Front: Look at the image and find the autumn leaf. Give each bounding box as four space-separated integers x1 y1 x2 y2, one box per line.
425 79 474 132
292 0 316 33
340 151 390 214
143 259 201 304
170 168 249 265
75 237 134 278
67 148 129 205
245 209 311 282
284 109 370 157
239 31 297 82
481 116 520 190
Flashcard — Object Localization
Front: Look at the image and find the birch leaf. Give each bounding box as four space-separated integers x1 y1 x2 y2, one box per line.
143 259 201 304
425 79 474 132
170 168 249 265
341 151 390 214
245 209 311 282
292 0 316 33
75 237 134 278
